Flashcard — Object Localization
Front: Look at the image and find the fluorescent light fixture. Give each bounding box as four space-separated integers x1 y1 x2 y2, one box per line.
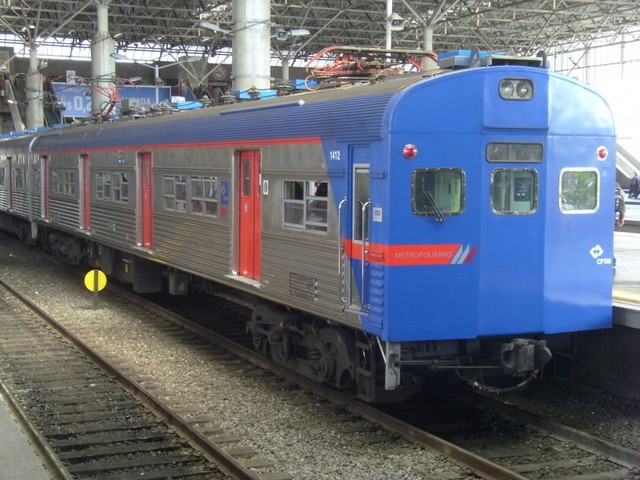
178 56 201 64
289 28 310 37
110 53 131 61
199 20 233 35
274 28 310 41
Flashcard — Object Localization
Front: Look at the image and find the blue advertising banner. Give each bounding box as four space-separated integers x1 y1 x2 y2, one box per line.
52 82 172 118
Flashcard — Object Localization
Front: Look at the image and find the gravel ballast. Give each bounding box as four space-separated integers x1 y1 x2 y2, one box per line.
1 234 639 479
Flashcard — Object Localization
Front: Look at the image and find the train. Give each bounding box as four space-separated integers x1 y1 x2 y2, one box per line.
0 50 617 402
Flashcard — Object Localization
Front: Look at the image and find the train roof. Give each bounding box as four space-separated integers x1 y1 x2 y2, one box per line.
0 62 609 153
4 70 434 152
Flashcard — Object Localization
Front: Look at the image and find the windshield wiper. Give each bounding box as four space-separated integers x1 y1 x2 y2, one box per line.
424 190 445 222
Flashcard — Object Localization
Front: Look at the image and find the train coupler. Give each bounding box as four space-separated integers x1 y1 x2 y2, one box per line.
500 338 552 376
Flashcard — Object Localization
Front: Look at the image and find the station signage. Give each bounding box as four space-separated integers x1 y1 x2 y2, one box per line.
51 82 171 118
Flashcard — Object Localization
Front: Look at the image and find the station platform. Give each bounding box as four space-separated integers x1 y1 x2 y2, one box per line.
0 390 51 480
613 231 640 300
577 228 640 398
612 230 640 332
613 190 640 304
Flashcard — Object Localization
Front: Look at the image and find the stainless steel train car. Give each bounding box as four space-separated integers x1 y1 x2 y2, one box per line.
0 51 617 402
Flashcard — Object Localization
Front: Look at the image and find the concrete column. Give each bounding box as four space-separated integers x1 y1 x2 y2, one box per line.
386 0 393 49
232 0 271 92
91 1 116 117
423 27 438 70
281 57 290 84
26 43 43 129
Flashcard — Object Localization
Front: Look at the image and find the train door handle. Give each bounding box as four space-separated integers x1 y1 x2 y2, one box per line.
361 200 372 311
337 197 348 305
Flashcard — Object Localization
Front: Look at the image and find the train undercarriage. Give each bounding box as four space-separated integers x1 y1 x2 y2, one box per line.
1 216 553 403
246 303 553 401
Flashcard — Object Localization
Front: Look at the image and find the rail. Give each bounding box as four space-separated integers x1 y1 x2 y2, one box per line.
0 277 263 480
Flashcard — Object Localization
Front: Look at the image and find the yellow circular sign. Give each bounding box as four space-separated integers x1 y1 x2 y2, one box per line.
84 269 107 292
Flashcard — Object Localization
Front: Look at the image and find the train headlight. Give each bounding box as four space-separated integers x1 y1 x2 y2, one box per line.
516 80 532 98
499 78 534 100
499 81 514 99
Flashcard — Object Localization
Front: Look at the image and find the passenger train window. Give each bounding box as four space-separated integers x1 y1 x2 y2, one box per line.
163 175 175 209
307 182 328 232
243 159 251 197
412 169 464 216
113 173 129 203
33 166 40 192
175 176 187 212
96 172 112 200
491 169 538 214
204 177 218 216
190 176 218 216
164 174 218 216
63 171 75 195
13 167 25 190
283 180 328 233
163 175 187 212
51 169 76 197
0 166 5 186
284 181 304 228
96 172 129 204
559 169 598 213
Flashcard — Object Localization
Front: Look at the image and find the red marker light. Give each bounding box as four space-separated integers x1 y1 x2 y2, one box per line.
403 144 418 159
597 146 608 160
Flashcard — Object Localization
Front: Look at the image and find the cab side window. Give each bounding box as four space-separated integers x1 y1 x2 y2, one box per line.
559 169 598 213
412 168 465 216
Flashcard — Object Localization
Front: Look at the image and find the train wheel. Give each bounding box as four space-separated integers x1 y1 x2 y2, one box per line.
247 303 357 390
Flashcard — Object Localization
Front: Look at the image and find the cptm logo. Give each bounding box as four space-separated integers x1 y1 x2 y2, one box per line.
590 245 612 265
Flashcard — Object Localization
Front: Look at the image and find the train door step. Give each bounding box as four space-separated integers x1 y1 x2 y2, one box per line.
226 274 261 288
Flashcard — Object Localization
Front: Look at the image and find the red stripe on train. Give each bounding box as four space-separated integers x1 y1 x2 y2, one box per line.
344 240 475 266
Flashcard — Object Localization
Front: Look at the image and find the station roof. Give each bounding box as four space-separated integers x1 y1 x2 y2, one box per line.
0 1 639 64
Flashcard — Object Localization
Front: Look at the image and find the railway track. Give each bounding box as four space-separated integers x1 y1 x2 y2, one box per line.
17 284 481 479
471 394 640 478
131 289 640 480
2 232 640 479
64 284 640 480
0 279 283 480
382 384 640 480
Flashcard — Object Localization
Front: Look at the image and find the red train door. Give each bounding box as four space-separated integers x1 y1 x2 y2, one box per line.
80 154 90 230
237 150 261 280
139 152 153 248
